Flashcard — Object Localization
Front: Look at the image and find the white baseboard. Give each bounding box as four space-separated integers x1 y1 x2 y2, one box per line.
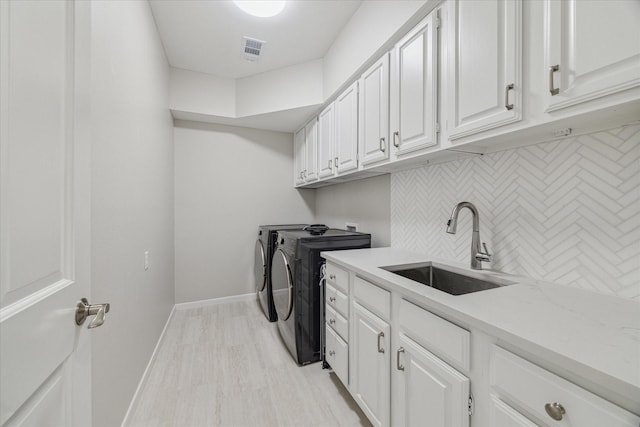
174 292 256 310
120 305 176 427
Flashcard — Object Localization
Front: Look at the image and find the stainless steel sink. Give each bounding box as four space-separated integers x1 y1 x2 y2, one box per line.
380 263 513 295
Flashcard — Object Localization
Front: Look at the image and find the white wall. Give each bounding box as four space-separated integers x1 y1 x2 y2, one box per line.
174 121 315 303
170 67 235 117
391 124 640 301
90 2 174 426
236 59 324 117
315 175 391 248
322 0 430 99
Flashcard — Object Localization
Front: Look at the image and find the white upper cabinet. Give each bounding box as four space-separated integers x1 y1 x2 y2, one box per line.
293 127 306 186
390 10 439 156
304 118 318 182
544 0 640 112
359 53 390 167
335 81 359 174
318 103 335 179
447 0 522 140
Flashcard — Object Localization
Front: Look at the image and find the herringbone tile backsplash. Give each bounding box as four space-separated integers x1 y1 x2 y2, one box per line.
391 124 640 301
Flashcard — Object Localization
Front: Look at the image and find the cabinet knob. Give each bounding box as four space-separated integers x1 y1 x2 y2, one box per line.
329 350 335 356
329 274 335 280
329 318 335 325
329 296 336 303
544 402 566 421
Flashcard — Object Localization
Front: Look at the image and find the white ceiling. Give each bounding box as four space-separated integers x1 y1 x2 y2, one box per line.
149 0 363 79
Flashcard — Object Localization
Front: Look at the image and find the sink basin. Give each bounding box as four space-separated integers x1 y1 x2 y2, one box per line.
380 263 513 295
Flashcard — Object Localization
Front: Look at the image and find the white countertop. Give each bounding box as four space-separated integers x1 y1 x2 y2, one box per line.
321 247 640 408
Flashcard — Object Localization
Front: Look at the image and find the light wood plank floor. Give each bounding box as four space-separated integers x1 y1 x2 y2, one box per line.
127 299 372 427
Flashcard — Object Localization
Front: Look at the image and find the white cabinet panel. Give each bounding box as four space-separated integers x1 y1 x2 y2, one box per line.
335 81 359 174
489 396 537 427
359 54 390 167
447 0 522 140
293 128 305 186
304 119 318 182
352 302 390 427
326 325 349 386
390 11 439 156
394 334 470 427
544 0 640 112
318 103 335 179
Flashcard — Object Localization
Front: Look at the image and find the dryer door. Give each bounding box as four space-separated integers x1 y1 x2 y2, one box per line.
271 249 293 321
254 239 266 293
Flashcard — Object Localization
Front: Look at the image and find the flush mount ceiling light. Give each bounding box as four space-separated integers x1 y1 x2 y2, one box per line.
234 1 286 18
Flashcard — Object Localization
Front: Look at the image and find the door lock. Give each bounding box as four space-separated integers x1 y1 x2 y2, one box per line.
75 298 110 329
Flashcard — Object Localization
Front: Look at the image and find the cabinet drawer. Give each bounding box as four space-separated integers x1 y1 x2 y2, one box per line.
326 324 348 386
326 304 348 342
326 263 349 293
491 346 639 427
399 299 470 371
326 282 348 317
353 277 391 320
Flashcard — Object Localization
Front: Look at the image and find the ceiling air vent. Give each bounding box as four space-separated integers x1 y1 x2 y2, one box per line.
242 37 265 61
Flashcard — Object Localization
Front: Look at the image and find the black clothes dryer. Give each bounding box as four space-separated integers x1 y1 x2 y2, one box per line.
255 224 308 322
271 228 371 365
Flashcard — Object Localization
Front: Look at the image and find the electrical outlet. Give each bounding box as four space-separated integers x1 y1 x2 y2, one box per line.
345 222 358 232
144 250 150 271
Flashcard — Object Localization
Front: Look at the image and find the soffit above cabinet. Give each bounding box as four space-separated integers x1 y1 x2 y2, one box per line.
148 0 362 79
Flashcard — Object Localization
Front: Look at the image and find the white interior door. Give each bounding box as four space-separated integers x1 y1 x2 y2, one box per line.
0 1 93 426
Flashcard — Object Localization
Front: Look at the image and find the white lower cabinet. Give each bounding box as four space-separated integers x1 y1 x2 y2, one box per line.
394 333 470 427
325 262 638 427
491 346 640 427
351 301 390 427
325 324 348 385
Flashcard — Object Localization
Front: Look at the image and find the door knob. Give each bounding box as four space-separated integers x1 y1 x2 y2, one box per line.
75 298 111 329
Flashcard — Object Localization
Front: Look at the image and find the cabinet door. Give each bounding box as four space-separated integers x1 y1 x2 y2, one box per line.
304 118 318 182
352 302 390 427
359 53 390 167
318 103 335 179
293 128 306 186
447 0 522 140
394 334 470 427
545 0 640 112
326 325 349 386
335 81 359 174
390 10 438 156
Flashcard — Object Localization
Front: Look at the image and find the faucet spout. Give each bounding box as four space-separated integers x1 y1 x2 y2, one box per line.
446 202 491 270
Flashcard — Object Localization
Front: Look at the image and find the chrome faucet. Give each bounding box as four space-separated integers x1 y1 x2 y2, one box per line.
446 202 492 270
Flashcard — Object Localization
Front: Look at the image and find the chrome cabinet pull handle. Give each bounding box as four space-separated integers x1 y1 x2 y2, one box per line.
76 298 111 329
397 347 405 371
549 65 560 95
544 402 566 421
377 331 385 353
393 131 399 147
334 157 338 169
505 83 514 110
328 159 332 170
379 137 386 152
